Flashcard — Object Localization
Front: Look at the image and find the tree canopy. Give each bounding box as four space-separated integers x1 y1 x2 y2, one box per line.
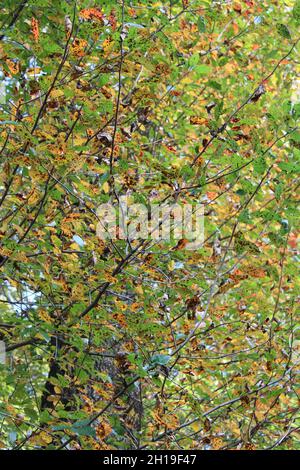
0 0 299 450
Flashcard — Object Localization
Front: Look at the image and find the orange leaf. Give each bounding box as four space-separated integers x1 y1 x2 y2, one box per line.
288 232 298 249
79 8 103 22
31 17 39 42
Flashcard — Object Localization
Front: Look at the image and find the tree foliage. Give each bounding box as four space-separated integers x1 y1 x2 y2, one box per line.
0 0 299 450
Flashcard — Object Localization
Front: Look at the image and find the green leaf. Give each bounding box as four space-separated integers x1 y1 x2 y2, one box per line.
189 53 200 66
71 420 96 437
293 1 300 23
197 17 206 33
276 23 291 39
238 209 251 224
195 64 212 77
253 156 267 174
151 354 171 366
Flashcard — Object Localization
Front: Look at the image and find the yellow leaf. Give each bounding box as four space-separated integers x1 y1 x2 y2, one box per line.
40 431 53 444
38 310 53 324
190 116 208 125
50 89 64 99
102 181 110 193
135 285 143 295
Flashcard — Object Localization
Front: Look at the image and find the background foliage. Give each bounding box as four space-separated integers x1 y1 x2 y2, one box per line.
0 0 299 450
